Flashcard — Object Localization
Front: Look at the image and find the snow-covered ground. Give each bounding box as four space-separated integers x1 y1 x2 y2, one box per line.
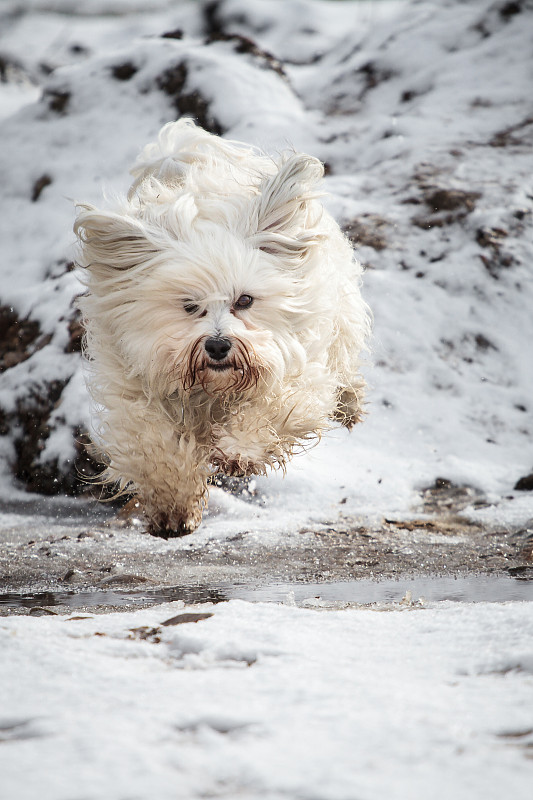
1 597 533 800
1 2 533 797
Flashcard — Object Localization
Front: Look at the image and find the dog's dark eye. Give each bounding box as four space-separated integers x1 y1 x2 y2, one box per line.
234 294 254 310
184 302 200 315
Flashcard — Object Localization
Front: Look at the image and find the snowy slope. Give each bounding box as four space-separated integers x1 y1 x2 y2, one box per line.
0 0 532 531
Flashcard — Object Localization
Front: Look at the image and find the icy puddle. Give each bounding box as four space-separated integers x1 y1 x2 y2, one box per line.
1 573 532 613
232 574 533 604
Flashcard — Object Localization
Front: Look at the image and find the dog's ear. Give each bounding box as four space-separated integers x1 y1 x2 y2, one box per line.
251 154 324 263
74 204 158 273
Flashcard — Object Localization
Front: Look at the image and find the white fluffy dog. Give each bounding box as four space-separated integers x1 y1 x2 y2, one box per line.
74 119 370 536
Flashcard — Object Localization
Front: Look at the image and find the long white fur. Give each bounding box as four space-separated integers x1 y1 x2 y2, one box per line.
74 119 370 535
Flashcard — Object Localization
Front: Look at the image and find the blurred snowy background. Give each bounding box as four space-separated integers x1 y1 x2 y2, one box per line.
0 0 532 532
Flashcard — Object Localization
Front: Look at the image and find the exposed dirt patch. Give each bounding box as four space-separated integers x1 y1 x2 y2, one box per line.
156 61 223 135
110 61 138 81
489 114 533 148
65 309 84 354
31 174 52 202
476 224 518 279
0 301 104 496
206 33 287 80
0 305 50 372
161 29 184 40
42 88 70 114
515 473 533 491
13 379 69 493
343 215 390 251
412 185 481 230
347 60 397 102
424 187 480 213
2 382 103 497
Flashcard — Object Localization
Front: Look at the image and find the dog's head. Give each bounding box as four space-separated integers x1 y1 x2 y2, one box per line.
75 123 338 402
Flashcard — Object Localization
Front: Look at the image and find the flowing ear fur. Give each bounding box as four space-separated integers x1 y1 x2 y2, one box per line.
250 154 325 264
74 204 159 273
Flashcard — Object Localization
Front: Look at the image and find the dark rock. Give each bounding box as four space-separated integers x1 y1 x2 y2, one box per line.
161 612 214 626
474 333 497 351
424 188 481 212
161 29 184 40
111 62 138 81
28 607 57 616
514 474 533 491
69 43 89 56
499 1 523 19
31 174 52 202
44 89 70 114
420 478 486 513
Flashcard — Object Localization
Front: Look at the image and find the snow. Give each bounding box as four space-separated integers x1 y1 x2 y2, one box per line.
1 0 532 532
1 598 533 800
1 1 533 796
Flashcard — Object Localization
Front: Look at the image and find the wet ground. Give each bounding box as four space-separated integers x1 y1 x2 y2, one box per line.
1 481 532 615
2 574 533 615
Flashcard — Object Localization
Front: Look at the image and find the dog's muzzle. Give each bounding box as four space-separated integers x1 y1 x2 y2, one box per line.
181 335 261 393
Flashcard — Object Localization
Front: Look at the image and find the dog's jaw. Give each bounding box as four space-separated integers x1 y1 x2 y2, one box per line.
206 363 231 372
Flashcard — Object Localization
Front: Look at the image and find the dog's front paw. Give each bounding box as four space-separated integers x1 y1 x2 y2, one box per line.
211 453 264 478
147 521 198 539
146 508 202 539
338 412 362 430
333 387 366 429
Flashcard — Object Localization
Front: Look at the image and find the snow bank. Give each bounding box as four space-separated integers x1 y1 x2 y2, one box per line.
0 0 532 529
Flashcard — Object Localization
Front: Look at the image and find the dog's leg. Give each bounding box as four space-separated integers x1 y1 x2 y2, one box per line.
100 401 210 536
210 385 334 476
138 431 211 537
211 425 270 477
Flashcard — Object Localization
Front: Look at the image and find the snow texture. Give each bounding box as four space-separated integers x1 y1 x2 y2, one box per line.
1 597 533 800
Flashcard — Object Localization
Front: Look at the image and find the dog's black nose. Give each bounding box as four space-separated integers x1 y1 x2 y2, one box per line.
204 337 232 361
